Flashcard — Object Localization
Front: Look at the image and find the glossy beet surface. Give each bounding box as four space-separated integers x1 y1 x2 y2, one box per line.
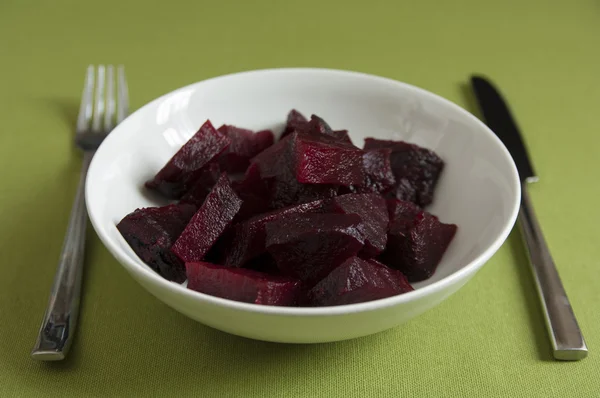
171 174 242 262
295 132 364 186
332 193 389 258
364 138 444 206
225 199 330 267
281 109 308 138
307 257 413 306
118 111 455 307
145 120 230 199
179 163 221 207
381 200 457 282
266 213 364 285
359 148 396 194
217 125 274 173
117 204 196 282
186 262 301 306
252 133 339 209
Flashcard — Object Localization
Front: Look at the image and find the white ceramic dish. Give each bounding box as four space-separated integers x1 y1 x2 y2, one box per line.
86 68 520 343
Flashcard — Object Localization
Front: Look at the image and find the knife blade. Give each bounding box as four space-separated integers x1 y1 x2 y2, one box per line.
471 76 538 183
470 75 587 361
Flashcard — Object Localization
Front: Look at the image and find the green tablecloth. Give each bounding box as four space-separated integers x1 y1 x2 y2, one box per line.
2 0 599 396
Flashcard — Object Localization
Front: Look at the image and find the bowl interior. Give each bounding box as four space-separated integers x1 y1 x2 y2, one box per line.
86 68 520 305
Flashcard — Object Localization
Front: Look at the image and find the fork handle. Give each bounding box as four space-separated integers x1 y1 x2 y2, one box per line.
31 152 93 361
519 183 587 360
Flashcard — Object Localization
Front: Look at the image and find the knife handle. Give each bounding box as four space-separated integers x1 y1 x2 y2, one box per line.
518 183 587 360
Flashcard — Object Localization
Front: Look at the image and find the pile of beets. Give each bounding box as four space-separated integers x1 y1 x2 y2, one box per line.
117 110 457 306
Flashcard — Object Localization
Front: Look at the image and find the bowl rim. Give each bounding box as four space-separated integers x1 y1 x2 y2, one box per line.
86 67 521 316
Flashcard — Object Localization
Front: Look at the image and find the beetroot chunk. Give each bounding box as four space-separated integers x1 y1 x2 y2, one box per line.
252 133 339 209
381 200 457 282
171 173 242 262
225 199 331 267
186 262 301 306
216 125 274 173
117 204 196 282
179 163 221 207
364 138 444 206
360 148 396 194
146 120 230 199
266 213 364 285
232 163 271 221
332 193 389 258
281 109 308 138
295 133 364 186
307 257 413 306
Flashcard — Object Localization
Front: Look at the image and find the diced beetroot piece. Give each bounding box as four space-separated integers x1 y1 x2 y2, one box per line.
242 253 281 275
281 109 309 138
331 193 389 257
359 148 396 194
202 228 235 265
251 133 294 178
387 199 421 232
232 163 271 221
254 129 276 152
381 206 457 282
171 174 243 262
186 262 302 306
307 256 413 306
117 204 196 282
296 115 356 146
295 133 364 186
216 125 275 173
332 130 353 145
145 120 231 199
266 213 365 285
252 133 339 209
179 163 221 207
364 138 444 206
225 199 331 267
267 167 339 209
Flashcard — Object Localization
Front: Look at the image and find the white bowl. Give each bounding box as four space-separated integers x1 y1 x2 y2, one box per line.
86 68 520 343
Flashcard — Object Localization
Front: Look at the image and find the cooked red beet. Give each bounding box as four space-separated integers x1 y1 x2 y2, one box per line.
225 199 331 267
252 133 339 209
281 109 308 138
359 148 396 194
267 168 339 209
381 201 457 282
117 204 196 282
179 163 221 207
186 262 302 306
232 163 271 221
307 257 413 306
216 125 274 173
145 120 230 199
295 132 364 186
299 115 355 146
251 133 293 178
241 253 281 275
332 193 388 257
171 174 243 262
364 138 444 206
266 213 364 285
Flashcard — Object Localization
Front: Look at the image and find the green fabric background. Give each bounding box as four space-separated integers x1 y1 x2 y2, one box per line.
1 0 599 396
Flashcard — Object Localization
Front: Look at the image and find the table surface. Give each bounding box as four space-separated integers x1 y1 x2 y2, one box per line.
2 0 599 396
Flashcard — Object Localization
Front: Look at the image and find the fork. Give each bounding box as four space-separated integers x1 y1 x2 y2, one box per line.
31 65 129 361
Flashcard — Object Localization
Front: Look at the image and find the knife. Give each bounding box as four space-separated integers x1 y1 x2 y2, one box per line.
471 75 587 361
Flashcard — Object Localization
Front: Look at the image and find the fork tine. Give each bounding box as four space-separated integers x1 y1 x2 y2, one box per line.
104 65 115 131
116 65 129 123
76 66 95 132
92 65 106 132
